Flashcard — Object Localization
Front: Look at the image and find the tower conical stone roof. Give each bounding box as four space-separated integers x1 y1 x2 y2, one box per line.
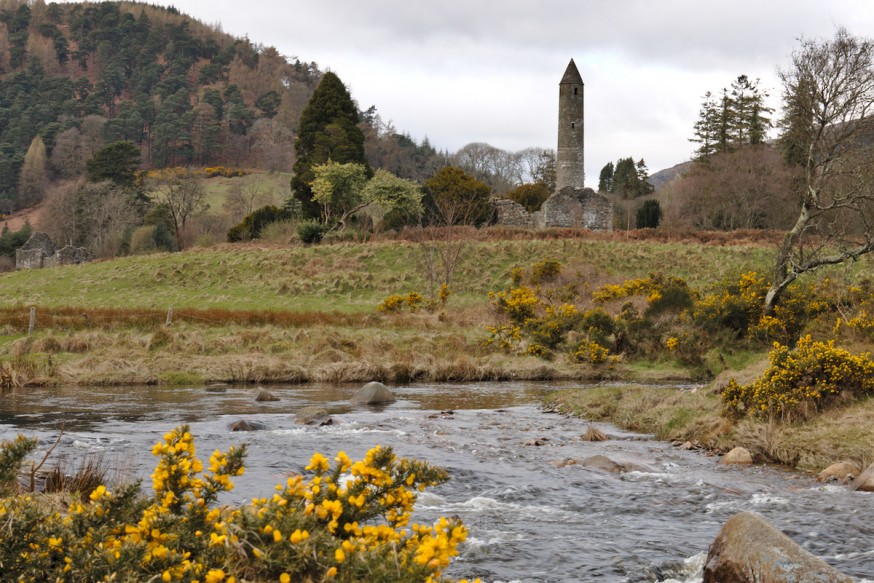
560 59 583 85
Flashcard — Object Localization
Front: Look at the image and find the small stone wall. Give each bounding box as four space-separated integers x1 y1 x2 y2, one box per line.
491 198 534 228
44 245 93 268
15 233 92 269
491 187 612 231
541 187 612 231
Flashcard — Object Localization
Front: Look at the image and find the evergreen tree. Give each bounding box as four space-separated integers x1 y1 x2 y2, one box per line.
691 76 772 160
636 199 662 229
690 91 720 159
86 140 141 187
597 161 614 192
292 72 368 218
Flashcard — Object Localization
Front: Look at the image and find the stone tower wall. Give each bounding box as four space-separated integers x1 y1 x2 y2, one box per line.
556 60 585 190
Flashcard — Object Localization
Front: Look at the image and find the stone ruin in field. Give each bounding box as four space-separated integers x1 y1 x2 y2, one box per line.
15 232 92 270
492 59 612 231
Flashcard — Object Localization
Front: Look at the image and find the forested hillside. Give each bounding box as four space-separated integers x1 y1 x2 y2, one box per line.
0 0 323 212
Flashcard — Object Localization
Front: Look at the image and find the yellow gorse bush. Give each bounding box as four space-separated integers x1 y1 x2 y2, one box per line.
722 335 874 420
0 426 478 583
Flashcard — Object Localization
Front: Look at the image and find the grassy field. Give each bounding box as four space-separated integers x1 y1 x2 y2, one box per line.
3 229 874 475
0 231 795 386
200 171 292 216
0 235 778 312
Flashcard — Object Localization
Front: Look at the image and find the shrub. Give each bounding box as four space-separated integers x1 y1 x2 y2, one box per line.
488 286 539 325
203 166 249 178
405 291 425 311
692 271 765 337
573 341 611 365
0 426 476 583
722 335 874 420
228 205 292 242
378 294 406 313
530 258 562 284
297 219 328 245
0 221 32 260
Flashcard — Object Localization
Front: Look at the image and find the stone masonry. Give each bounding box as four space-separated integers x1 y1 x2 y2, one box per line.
492 59 612 231
15 232 92 269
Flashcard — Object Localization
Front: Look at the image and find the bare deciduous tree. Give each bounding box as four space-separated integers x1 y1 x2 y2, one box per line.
41 179 140 258
766 29 874 313
147 168 209 249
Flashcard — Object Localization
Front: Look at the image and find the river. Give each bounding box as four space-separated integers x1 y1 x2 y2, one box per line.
0 381 872 582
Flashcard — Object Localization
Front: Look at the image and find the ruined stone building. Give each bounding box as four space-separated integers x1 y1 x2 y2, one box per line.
493 59 612 230
15 232 92 269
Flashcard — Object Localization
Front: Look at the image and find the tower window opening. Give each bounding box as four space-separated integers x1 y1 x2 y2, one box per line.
571 122 575 129
573 87 578 95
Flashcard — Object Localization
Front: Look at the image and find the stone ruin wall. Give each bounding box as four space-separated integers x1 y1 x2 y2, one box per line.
15 233 92 269
491 187 612 231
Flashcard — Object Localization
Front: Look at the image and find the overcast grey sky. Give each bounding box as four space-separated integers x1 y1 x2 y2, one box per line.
159 1 872 182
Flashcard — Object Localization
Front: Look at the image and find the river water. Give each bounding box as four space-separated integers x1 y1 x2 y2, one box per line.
0 381 872 582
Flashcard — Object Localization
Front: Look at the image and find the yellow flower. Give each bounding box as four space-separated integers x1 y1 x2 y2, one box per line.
325 567 338 578
89 485 108 501
205 569 226 583
279 574 291 583
335 547 346 563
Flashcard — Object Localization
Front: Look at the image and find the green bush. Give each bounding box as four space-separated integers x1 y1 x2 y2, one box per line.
297 219 328 245
530 259 562 284
228 206 291 242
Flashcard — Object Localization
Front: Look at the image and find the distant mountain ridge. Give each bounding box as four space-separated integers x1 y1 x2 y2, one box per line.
649 160 693 191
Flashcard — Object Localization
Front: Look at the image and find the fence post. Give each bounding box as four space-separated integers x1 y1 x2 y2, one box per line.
28 307 35 335
165 308 173 326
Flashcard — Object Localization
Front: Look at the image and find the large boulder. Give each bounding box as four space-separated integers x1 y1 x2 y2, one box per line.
817 461 862 484
703 512 853 583
720 447 753 465
255 388 280 402
229 420 265 432
350 381 396 405
296 406 334 427
853 462 874 492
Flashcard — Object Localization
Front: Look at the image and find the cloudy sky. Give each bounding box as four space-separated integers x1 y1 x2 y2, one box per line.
157 1 870 182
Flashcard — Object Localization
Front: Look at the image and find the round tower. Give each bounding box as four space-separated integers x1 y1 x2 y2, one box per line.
556 59 584 190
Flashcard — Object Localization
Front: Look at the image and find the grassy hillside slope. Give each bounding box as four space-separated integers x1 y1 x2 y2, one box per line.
0 237 776 313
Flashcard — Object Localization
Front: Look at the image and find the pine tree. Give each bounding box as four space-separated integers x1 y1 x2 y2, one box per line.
690 91 720 159
292 72 369 218
691 77 772 160
597 161 614 192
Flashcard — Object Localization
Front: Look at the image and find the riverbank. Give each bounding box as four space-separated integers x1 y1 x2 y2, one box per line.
0 232 784 387
544 380 874 474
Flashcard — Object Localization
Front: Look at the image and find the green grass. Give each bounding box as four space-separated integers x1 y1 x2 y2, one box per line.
0 237 784 313
201 171 292 216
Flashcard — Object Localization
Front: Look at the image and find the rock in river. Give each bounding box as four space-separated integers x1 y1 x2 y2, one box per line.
350 381 396 405
229 420 265 432
255 388 280 402
703 511 853 583
720 447 753 465
295 406 334 426
853 462 874 492
816 460 861 484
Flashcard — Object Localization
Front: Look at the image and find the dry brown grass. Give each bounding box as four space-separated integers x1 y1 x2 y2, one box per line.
389 226 784 246
547 386 874 473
